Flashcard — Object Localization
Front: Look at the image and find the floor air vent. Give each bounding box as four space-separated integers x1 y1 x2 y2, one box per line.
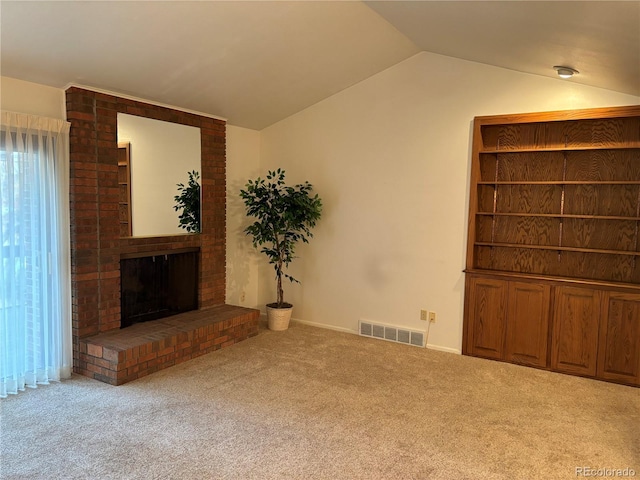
359 320 425 348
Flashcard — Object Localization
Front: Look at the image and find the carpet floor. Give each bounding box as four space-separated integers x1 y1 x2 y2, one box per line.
1 322 638 479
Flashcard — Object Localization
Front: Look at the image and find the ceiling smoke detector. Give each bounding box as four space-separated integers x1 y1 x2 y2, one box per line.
554 66 579 79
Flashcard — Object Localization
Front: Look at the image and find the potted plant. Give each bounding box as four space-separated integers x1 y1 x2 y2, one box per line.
174 170 201 233
240 169 322 331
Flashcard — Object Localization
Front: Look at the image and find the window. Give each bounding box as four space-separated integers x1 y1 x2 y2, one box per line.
0 112 72 397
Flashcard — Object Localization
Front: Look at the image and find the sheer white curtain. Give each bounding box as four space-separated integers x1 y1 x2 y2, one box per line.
0 111 72 397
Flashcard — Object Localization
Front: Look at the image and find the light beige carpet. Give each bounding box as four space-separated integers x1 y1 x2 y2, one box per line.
1 322 638 479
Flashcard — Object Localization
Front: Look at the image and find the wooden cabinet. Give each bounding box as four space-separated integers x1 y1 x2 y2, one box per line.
551 286 601 377
464 275 551 368
465 274 640 386
598 293 640 385
464 105 640 387
506 282 550 368
467 277 507 360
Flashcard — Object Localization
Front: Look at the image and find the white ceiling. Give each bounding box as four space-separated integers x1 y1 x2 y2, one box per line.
366 1 640 100
1 1 638 130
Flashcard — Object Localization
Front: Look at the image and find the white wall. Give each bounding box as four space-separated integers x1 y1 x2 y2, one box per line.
259 52 640 352
0 76 65 119
117 113 201 236
226 125 262 309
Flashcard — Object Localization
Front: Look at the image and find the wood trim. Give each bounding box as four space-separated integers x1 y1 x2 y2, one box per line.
462 275 472 355
465 119 483 270
476 212 640 221
120 247 200 260
464 269 640 294
480 146 640 153
474 105 640 125
473 242 640 257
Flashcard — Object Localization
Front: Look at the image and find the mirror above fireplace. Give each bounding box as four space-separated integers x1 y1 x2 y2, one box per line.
117 113 201 237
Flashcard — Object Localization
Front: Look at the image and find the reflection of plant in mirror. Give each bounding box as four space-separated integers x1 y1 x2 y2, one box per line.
174 170 201 233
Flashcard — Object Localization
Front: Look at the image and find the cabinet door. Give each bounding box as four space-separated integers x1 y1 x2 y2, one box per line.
597 293 640 386
505 282 551 368
467 277 507 360
551 286 601 376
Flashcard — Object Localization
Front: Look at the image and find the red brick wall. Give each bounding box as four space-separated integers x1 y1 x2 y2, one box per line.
66 87 226 372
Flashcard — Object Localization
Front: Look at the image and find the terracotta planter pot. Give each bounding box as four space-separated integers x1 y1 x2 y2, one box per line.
266 304 293 331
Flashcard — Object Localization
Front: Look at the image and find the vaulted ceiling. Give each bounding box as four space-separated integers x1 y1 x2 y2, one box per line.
1 1 638 130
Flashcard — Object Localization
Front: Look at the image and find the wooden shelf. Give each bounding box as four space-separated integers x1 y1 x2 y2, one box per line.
470 107 640 282
476 212 640 221
464 269 640 293
475 242 640 257
480 145 640 154
478 181 640 185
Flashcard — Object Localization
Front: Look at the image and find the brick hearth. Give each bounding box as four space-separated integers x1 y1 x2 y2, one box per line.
78 305 260 385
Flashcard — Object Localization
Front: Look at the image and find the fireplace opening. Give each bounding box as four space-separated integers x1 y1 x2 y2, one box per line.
120 248 199 328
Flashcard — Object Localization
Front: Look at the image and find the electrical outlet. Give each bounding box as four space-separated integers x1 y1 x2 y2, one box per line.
240 291 246 302
420 309 428 321
428 311 437 323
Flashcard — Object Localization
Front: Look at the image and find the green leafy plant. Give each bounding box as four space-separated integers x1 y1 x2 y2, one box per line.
174 170 201 233
240 169 322 308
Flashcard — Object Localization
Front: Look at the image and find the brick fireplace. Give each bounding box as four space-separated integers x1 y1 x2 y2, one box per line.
66 87 259 385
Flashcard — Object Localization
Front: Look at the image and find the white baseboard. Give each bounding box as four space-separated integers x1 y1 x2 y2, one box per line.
426 344 461 355
291 318 358 335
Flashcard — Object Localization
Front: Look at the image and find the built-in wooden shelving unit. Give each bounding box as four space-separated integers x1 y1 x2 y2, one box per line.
463 105 640 387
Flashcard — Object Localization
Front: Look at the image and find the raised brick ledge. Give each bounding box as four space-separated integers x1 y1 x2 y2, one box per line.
77 305 260 385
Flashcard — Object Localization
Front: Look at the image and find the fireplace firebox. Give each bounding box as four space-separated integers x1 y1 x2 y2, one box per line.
120 248 199 328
